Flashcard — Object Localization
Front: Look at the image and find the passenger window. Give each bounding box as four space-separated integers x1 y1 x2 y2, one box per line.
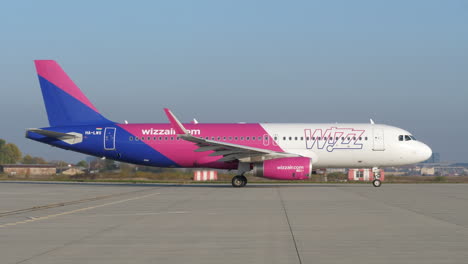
153 137 157 140
148 137 151 141
294 137 298 140
259 136 262 141
135 137 139 141
300 137 303 140
318 137 321 140
353 137 356 140
312 137 316 140
211 137 215 140
129 136 133 141
283 137 286 140
170 137 174 140
246 137 250 140
165 137 168 140
235 137 238 140
141 137 145 141
240 137 244 140
217 137 221 140
289 137 292 140
223 137 226 140
229 137 232 140
359 137 362 140
274 137 277 140
341 137 345 140
306 137 310 140
159 137 162 140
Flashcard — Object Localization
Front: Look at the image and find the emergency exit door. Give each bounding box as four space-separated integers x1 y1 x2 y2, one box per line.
104 127 116 150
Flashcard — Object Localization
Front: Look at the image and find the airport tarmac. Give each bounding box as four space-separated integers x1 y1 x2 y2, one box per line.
0 182 467 264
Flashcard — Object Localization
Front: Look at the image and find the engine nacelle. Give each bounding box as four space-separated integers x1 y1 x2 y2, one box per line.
253 157 312 180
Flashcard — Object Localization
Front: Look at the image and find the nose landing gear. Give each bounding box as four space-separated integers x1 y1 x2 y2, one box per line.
372 179 382 187
372 167 382 187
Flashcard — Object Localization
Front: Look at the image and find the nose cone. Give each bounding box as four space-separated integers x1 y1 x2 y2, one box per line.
418 143 432 163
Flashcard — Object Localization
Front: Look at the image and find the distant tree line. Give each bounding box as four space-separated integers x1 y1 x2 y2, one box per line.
0 138 88 167
0 139 22 164
0 138 121 172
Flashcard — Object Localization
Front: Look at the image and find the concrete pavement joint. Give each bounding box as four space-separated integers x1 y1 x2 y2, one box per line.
277 188 302 264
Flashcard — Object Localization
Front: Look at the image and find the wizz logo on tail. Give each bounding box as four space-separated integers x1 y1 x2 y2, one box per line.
304 127 366 152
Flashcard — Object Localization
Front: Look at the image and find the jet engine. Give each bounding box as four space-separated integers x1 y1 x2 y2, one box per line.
253 157 312 180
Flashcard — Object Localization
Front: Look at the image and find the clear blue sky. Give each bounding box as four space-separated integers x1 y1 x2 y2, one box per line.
1 0 467 163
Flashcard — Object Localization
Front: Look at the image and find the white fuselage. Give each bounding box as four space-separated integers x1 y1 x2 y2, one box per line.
260 123 432 168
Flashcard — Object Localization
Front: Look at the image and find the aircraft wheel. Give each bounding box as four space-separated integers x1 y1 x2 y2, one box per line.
240 175 248 187
372 179 382 187
232 175 246 188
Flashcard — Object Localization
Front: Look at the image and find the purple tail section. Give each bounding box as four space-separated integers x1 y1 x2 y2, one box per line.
34 60 112 127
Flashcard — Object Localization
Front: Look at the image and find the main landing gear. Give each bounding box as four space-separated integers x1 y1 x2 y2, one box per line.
372 167 382 187
232 162 250 188
232 175 248 187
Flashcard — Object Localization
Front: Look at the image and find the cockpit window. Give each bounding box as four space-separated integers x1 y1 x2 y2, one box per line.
399 135 416 141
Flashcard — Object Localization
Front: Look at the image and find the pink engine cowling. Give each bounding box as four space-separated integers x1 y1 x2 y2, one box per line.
253 157 312 180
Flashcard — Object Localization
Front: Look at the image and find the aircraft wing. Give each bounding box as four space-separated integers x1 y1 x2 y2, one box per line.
164 109 298 162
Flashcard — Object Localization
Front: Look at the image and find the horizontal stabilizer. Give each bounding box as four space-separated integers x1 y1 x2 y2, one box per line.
26 129 83 144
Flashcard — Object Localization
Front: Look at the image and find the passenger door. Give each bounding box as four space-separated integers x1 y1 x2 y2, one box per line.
372 128 385 151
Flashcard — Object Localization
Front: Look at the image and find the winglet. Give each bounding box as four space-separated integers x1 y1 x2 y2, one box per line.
164 108 189 135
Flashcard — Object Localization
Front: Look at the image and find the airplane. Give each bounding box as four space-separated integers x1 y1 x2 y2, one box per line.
26 60 432 188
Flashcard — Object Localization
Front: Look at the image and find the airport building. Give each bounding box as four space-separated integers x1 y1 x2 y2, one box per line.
421 153 441 164
0 164 56 177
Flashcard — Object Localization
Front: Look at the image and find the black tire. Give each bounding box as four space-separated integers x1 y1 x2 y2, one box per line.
372 179 382 187
232 176 245 188
240 175 248 187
